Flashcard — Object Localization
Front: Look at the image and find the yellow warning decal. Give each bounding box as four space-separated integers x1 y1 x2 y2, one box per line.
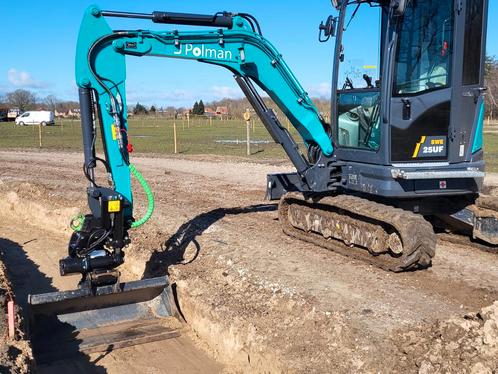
243 111 251 121
412 136 427 158
111 124 117 140
108 200 121 213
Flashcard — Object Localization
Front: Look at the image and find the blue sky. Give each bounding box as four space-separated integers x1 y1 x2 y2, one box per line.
0 1 496 108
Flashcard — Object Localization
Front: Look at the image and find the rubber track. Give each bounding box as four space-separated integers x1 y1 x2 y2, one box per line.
279 192 437 272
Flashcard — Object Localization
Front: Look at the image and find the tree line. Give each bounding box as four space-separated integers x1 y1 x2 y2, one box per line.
131 100 206 116
0 89 79 113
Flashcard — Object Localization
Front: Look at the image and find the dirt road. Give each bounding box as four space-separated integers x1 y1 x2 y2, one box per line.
0 149 497 373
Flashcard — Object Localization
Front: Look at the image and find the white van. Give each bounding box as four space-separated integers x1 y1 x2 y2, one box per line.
15 111 55 126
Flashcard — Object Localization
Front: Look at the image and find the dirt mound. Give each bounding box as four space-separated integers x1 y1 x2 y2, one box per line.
0 249 33 373
396 302 498 373
0 180 80 236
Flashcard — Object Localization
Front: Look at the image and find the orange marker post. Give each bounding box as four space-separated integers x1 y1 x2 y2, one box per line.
7 300 15 339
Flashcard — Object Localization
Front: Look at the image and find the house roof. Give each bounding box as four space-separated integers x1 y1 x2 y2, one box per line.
216 106 229 114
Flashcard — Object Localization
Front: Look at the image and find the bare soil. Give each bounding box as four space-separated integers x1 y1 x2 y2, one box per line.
0 240 33 373
0 149 497 373
394 302 498 373
0 216 223 373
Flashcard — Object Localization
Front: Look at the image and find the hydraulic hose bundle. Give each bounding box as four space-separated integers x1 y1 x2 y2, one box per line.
71 163 154 231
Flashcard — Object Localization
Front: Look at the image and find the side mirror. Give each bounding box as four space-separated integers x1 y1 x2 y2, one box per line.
319 15 337 43
392 0 408 16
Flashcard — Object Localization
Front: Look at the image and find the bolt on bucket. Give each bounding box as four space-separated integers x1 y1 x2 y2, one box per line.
27 276 180 364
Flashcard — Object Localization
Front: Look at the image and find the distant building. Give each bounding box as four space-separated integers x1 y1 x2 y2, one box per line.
216 106 229 115
55 108 81 118
68 108 81 118
7 108 21 121
215 106 229 120
204 107 216 117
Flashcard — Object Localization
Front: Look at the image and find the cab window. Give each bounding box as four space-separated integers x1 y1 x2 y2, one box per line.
462 0 484 85
393 0 454 95
336 3 382 151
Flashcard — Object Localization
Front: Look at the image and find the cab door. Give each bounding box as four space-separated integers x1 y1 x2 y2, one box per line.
389 0 455 164
450 0 488 163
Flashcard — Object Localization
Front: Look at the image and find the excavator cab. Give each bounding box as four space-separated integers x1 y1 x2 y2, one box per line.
330 0 488 198
273 0 494 272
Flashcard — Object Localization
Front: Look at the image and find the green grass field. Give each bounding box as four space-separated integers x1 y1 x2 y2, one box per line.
484 131 498 172
0 117 304 160
1 117 497 171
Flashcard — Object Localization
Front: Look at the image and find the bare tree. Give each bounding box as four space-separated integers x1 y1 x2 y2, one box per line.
6 89 37 112
165 106 177 118
56 100 78 113
44 94 58 112
485 56 498 121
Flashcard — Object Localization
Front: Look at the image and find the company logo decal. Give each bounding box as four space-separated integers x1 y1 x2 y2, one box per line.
174 44 233 60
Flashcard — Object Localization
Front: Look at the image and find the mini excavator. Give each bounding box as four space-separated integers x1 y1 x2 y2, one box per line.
28 0 492 358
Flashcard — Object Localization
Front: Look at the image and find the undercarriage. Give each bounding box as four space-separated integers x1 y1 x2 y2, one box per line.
279 192 436 272
278 191 498 272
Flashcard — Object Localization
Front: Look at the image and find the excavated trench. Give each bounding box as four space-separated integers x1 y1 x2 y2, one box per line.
0 194 228 373
0 186 285 373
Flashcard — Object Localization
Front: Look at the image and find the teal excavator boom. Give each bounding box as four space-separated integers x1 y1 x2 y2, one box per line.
64 4 341 290
75 5 334 220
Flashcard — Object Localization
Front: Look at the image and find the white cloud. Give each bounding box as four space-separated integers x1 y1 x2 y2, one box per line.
7 68 47 89
306 82 331 98
210 85 243 100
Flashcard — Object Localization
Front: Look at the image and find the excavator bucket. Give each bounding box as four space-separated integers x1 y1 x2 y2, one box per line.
27 276 180 364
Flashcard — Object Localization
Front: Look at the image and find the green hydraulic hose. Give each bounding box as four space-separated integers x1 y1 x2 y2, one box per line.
129 163 154 228
70 164 154 231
